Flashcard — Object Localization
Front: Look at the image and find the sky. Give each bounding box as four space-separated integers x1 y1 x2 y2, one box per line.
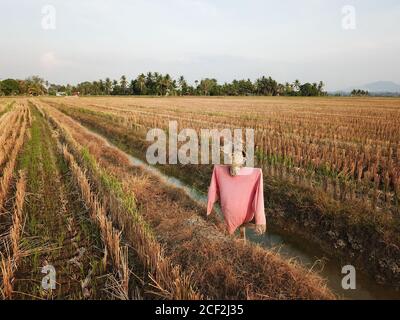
0 0 399 90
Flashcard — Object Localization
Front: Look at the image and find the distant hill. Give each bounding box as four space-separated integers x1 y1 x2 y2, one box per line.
361 81 400 93
346 81 400 93
330 81 400 96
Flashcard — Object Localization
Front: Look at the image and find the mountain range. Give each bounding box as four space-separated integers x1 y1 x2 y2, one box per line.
343 81 400 93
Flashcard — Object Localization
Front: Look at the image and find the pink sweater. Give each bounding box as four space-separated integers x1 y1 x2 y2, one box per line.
207 165 266 234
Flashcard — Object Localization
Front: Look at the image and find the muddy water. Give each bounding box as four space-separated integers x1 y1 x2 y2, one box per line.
86 129 399 300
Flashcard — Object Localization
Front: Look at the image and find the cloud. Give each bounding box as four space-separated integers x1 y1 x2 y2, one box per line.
40 51 71 69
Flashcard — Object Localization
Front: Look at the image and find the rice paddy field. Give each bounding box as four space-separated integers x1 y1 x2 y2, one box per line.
0 96 399 300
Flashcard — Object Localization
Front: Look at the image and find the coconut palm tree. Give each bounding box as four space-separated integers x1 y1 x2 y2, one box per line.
105 78 112 95
99 79 105 95
137 73 146 95
294 79 301 93
146 72 155 95
178 75 188 96
161 74 172 96
120 75 128 95
112 79 119 95
318 81 325 95
26 76 46 96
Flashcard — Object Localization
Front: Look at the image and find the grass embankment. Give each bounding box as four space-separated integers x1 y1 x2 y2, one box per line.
51 101 400 288
38 100 335 300
13 105 108 299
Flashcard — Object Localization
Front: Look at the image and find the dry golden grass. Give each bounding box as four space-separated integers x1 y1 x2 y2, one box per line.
61 143 132 299
39 101 202 300
10 171 27 262
0 104 29 211
0 170 27 299
0 103 29 300
8 105 113 300
36 99 335 300
44 96 400 209
0 111 22 169
0 249 13 299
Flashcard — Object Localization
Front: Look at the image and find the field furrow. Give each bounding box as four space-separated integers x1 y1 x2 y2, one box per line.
11 106 112 299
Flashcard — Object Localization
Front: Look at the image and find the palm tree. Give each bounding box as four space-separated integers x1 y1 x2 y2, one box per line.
99 79 105 95
129 80 135 95
26 76 46 96
284 82 293 95
137 73 146 94
318 81 325 95
105 78 112 95
294 79 301 92
92 81 99 95
120 75 128 95
146 72 154 94
162 74 172 96
171 80 177 95
277 83 285 96
154 72 162 95
112 79 118 95
178 75 187 96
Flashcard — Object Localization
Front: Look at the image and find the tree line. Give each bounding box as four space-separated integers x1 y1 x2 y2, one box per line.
351 89 370 96
0 76 48 96
0 73 327 97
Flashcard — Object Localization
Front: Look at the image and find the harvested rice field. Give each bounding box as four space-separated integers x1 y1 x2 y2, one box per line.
1 96 399 300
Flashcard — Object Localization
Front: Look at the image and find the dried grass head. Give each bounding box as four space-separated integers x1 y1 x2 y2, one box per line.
229 150 247 176
221 139 247 176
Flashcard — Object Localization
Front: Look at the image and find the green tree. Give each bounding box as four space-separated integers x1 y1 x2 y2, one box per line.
145 72 156 95
129 79 136 95
293 79 301 94
136 73 146 95
317 81 325 96
99 79 105 95
299 83 319 96
255 76 278 96
161 74 172 96
178 75 188 96
198 78 219 96
25 76 46 96
112 79 119 95
120 75 128 95
105 78 112 95
0 79 20 95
